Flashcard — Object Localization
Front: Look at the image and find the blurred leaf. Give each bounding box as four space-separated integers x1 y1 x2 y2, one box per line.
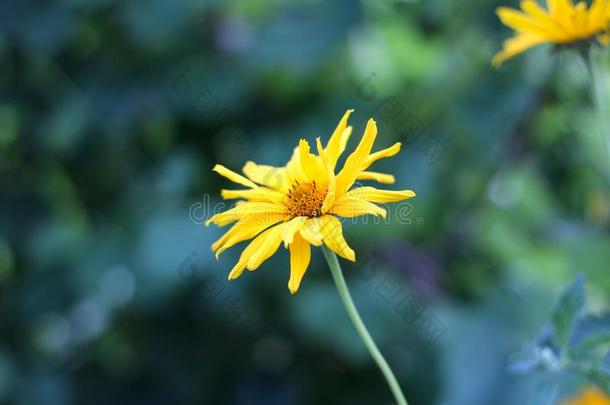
552 274 585 350
585 368 610 394
507 345 544 374
0 106 19 148
527 379 558 405
570 315 610 364
571 332 610 363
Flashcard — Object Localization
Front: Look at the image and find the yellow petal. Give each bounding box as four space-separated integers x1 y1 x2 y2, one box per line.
229 224 282 280
213 164 258 188
285 146 307 185
205 202 287 227
329 196 387 218
346 186 416 203
364 142 401 169
573 2 588 35
520 0 571 40
496 7 539 30
288 233 311 294
520 0 550 19
547 0 578 38
335 119 378 198
299 217 323 246
548 0 574 16
356 171 396 184
242 161 290 192
338 127 353 159
228 223 284 280
281 216 307 247
589 0 609 30
319 215 355 261
246 226 284 271
298 139 318 181
221 188 286 203
325 109 354 168
212 212 289 258
492 34 548 67
497 7 555 38
317 137 336 213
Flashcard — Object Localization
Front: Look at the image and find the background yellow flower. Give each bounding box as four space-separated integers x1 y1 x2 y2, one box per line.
494 0 610 66
565 387 610 405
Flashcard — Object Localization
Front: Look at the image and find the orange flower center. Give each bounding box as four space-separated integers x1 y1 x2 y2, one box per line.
286 181 327 218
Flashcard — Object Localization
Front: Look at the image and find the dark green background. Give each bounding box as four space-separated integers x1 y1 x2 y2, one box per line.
1 0 609 404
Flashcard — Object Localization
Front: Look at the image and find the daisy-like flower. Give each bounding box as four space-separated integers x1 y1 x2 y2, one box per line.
564 387 610 405
493 0 610 66
206 110 416 294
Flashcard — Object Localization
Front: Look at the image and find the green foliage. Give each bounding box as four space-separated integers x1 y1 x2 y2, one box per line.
1 0 610 404
553 274 585 350
510 275 610 400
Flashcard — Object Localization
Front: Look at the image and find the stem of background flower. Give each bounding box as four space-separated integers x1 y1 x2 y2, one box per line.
583 47 610 179
321 246 408 405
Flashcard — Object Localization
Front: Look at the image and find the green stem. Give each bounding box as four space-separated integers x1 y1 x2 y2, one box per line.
321 246 408 405
584 47 610 179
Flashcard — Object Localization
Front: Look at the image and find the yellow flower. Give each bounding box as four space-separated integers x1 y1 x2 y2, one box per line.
564 387 610 405
493 0 610 66
206 110 416 294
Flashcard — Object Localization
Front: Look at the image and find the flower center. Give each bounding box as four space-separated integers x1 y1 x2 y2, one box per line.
286 181 327 218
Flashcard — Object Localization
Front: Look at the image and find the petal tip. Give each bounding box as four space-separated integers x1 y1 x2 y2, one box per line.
343 109 355 117
495 6 512 17
491 55 504 68
347 251 356 262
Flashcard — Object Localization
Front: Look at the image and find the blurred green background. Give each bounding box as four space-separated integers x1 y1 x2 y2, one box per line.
1 0 610 404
